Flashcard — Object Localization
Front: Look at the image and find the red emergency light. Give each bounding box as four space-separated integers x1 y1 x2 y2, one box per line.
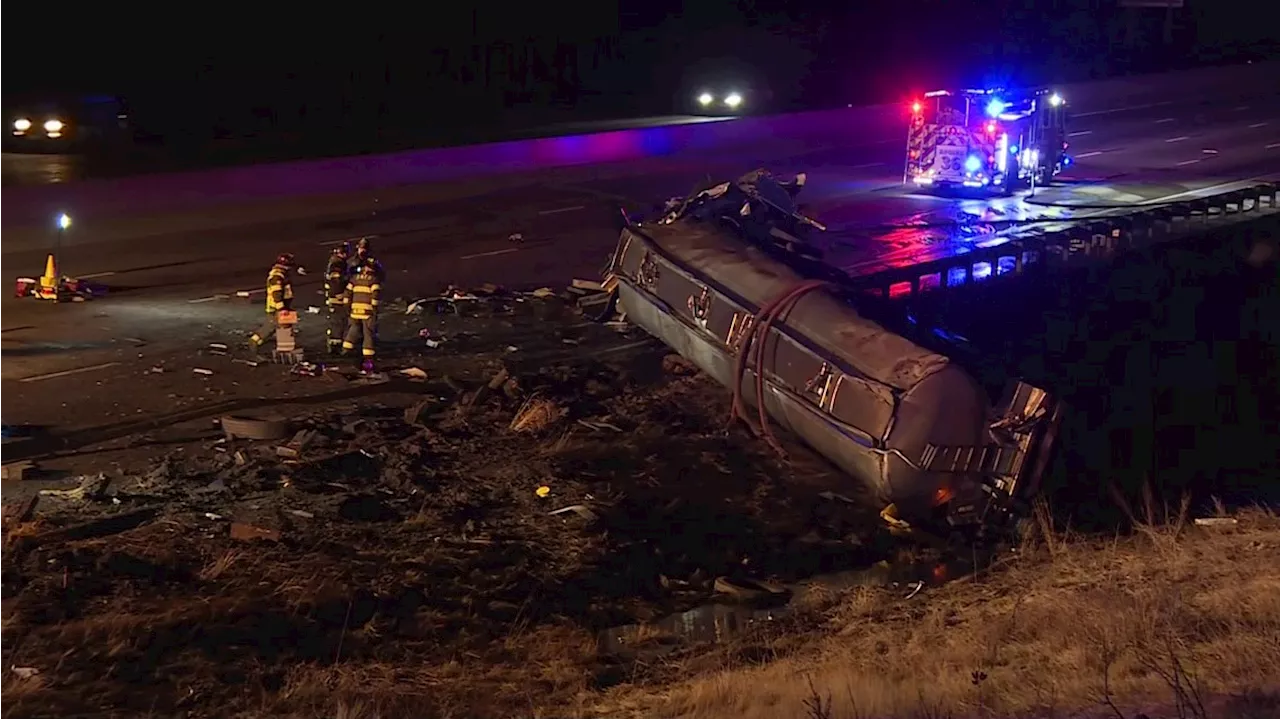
911 100 922 114
985 122 997 134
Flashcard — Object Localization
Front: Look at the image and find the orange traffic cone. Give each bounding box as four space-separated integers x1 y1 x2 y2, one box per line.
37 254 59 300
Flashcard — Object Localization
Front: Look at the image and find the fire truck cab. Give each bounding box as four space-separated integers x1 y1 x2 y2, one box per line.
904 88 1070 195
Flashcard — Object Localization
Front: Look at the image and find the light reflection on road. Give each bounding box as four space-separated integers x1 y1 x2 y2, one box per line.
1 153 84 187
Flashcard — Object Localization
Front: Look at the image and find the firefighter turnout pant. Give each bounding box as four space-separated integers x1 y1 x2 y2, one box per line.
342 315 377 357
326 303 348 351
250 312 282 347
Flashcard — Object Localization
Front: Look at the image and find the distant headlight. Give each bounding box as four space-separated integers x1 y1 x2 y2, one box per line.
44 119 64 133
697 92 713 106
724 93 743 108
13 118 31 131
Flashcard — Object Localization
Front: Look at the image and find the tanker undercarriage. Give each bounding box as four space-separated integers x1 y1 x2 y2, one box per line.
600 169 1062 543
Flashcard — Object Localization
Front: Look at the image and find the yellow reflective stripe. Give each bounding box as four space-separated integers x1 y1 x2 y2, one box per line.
369 284 381 291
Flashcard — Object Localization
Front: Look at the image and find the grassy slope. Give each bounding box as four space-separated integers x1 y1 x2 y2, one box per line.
593 507 1280 719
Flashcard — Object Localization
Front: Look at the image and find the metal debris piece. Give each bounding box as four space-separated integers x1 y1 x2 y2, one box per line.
221 416 291 441
39 474 109 501
1193 517 1238 528
2 461 37 481
400 367 429 379
904 581 925 599
577 419 623 433
572 278 606 292
193 368 214 376
549 504 598 522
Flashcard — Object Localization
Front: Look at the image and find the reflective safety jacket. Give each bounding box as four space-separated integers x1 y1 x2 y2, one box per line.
343 266 381 320
265 263 294 313
324 254 349 306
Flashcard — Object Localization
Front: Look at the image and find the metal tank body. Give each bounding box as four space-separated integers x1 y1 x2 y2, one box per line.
604 174 1059 534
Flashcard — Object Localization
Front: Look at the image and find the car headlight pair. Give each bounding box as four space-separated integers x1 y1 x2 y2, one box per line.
697 92 743 108
12 118 64 133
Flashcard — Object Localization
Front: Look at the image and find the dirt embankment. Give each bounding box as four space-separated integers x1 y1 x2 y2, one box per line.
1 305 883 718
4 286 1278 719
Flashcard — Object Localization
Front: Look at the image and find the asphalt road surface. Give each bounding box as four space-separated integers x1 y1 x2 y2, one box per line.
2 87 1278 390
0 115 738 189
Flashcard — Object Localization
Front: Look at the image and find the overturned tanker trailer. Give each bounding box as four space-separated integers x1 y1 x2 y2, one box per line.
602 170 1062 539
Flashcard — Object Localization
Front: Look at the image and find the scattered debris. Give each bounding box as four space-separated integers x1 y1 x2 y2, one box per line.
535 485 552 498
2 460 37 481
1194 517 1239 528
221 416 291 441
2 495 39 528
11 667 40 680
193 368 214 376
510 396 567 433
38 474 110 501
11 507 160 549
400 367 429 380
549 504 598 522
229 522 281 543
572 278 606 293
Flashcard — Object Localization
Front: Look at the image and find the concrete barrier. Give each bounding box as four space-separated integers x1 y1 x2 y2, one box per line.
3 60 1277 235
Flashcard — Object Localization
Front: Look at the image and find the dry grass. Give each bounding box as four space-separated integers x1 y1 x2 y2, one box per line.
510 395 568 433
595 507 1280 719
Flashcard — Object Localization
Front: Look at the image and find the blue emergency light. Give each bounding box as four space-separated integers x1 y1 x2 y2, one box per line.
985 98 1007 117
965 155 982 173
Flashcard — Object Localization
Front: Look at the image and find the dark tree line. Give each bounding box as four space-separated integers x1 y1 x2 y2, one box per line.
14 0 1275 143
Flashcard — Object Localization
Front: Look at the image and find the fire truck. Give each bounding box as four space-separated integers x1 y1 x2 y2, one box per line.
904 87 1070 195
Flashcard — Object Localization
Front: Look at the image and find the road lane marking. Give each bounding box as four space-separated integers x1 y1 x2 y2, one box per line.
1067 130 1093 137
1073 101 1173 118
1176 159 1202 166
318 238 350 246
1165 136 1190 143
1155 118 1176 124
1267 142 1280 150
459 248 520 260
76 271 116 280
851 162 884 169
1249 122 1269 129
1234 105 1250 111
18 362 121 384
1075 151 1105 158
188 296 225 304
538 205 586 216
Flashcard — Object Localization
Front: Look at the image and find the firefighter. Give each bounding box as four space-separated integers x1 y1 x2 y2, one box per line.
349 236 385 281
341 256 381 368
248 253 296 352
323 242 352 355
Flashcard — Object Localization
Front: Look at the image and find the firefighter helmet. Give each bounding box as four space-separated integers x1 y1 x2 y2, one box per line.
275 253 296 268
